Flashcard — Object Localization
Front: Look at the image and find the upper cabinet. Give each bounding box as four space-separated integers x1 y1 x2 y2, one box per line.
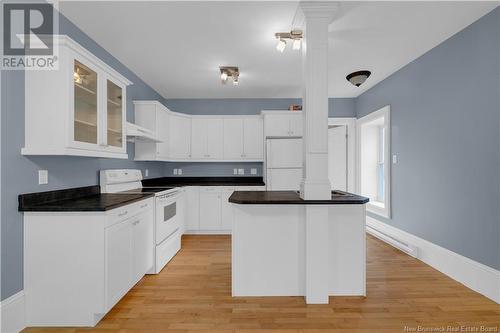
134 101 264 162
262 111 303 138
23 35 131 159
191 118 224 160
169 113 191 160
223 117 263 160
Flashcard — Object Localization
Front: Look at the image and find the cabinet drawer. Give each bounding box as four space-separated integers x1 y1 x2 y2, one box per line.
106 198 153 228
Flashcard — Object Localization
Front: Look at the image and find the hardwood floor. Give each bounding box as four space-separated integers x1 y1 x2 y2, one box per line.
24 235 500 333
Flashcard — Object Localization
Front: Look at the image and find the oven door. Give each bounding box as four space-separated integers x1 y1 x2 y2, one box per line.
155 192 180 245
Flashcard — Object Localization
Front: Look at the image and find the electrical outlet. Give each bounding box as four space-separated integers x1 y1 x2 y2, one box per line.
38 170 48 185
250 168 257 175
145 169 149 177
173 169 178 175
392 155 398 164
178 168 183 175
233 168 238 175
238 168 244 175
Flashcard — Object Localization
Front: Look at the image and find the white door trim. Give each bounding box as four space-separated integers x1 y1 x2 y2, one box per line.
328 118 356 193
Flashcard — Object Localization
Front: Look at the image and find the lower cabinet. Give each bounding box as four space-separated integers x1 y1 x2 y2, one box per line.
185 186 265 234
199 188 223 230
105 208 154 310
24 198 154 327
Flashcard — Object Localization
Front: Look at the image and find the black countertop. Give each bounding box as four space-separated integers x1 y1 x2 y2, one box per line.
19 185 154 212
142 176 265 187
229 190 369 205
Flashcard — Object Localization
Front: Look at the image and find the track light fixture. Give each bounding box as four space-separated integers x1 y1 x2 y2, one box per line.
219 66 240 86
275 30 302 53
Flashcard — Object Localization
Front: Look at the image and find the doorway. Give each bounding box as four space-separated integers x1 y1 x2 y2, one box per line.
328 125 348 191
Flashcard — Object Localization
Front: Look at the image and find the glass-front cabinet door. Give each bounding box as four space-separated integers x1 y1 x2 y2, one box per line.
73 60 98 145
106 79 124 150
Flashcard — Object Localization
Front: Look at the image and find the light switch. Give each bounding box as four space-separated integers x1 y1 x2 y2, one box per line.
178 169 183 175
238 168 244 175
392 154 398 164
145 169 149 177
233 168 238 175
173 169 178 175
38 170 48 185
250 168 257 175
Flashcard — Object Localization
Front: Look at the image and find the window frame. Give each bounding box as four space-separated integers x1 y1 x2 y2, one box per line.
356 105 391 219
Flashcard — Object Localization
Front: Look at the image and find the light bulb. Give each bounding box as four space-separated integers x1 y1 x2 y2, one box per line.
276 38 286 53
292 38 301 51
220 72 228 81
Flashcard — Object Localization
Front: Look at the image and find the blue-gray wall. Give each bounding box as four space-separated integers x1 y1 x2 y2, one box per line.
165 97 356 118
355 7 500 269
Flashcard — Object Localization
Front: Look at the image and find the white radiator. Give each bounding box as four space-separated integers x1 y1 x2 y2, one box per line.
366 225 419 258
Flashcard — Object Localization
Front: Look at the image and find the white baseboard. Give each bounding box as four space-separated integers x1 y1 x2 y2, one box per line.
367 216 500 304
1 291 26 333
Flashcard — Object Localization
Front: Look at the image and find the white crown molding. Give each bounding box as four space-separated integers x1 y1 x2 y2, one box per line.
367 216 500 304
1 291 26 333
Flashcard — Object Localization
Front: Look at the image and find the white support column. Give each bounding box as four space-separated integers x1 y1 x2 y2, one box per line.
298 1 337 200
295 1 338 304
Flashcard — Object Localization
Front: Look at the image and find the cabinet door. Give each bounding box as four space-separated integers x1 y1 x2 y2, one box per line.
105 219 133 310
132 211 154 283
156 109 170 159
220 190 234 231
199 189 222 230
264 114 290 137
185 187 200 230
243 118 263 159
289 113 303 137
191 118 207 159
105 78 126 152
223 119 244 159
169 114 191 159
206 119 224 159
73 59 99 147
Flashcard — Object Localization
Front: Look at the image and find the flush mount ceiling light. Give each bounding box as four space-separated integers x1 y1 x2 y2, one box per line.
346 70 371 87
275 30 302 53
220 66 240 86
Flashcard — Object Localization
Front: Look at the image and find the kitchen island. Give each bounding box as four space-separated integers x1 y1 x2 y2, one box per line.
229 190 369 303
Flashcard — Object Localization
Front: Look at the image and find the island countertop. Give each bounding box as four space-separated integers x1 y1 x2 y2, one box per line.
229 190 369 205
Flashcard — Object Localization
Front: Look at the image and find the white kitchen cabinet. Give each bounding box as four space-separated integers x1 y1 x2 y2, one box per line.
105 218 133 310
191 118 224 160
184 186 265 234
169 113 191 159
131 211 154 283
289 113 303 137
221 190 234 230
185 186 200 230
262 111 303 138
206 119 224 159
24 198 154 327
199 188 222 230
223 118 244 159
133 102 264 162
243 118 264 159
23 35 131 158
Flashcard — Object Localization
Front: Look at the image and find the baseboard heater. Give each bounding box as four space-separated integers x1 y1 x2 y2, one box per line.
366 225 419 258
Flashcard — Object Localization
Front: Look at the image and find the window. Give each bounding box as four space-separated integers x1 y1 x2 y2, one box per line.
357 106 391 218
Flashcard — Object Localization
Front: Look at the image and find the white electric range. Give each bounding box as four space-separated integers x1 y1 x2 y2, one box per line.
100 169 182 274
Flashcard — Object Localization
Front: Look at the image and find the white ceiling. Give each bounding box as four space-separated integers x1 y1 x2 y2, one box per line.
60 1 498 99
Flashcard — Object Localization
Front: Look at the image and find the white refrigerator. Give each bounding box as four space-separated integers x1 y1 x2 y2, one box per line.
265 138 303 190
